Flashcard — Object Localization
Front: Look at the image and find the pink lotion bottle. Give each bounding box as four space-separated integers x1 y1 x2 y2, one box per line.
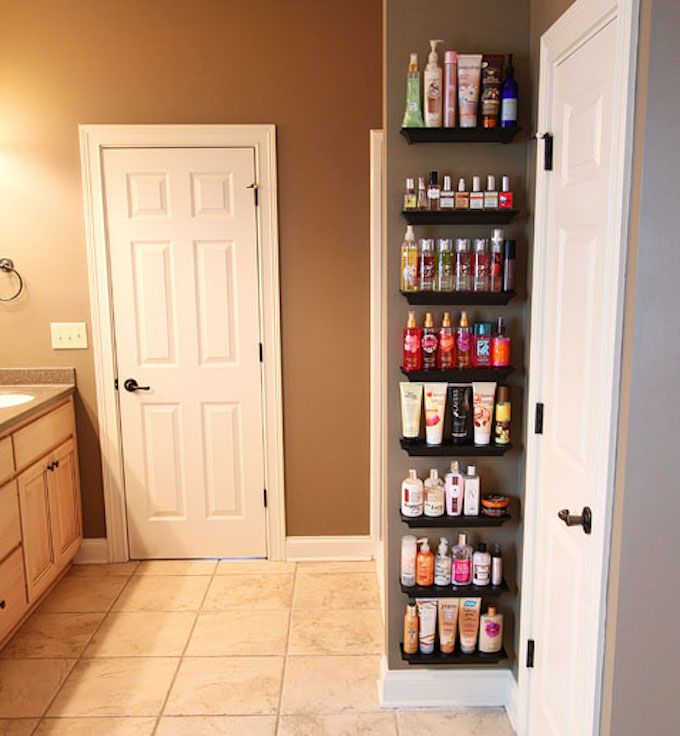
443 51 458 127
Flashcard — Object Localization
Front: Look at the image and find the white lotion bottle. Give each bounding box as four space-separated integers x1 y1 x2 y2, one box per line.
479 606 503 653
424 468 445 517
401 469 424 517
463 464 480 516
444 460 464 516
434 537 451 586
401 534 417 587
472 542 491 586
423 39 444 128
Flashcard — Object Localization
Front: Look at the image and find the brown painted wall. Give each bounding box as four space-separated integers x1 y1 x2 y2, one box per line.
0 0 381 538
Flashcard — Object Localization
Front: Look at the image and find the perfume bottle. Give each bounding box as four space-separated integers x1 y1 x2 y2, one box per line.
473 238 490 292
403 178 417 210
436 238 454 291
419 239 436 291
416 176 427 210
437 311 455 369
421 312 438 371
455 310 471 368
427 171 441 211
503 240 516 292
440 175 455 209
400 225 418 292
402 310 422 371
472 322 493 367
455 177 469 209
490 228 504 293
470 176 484 209
454 238 471 291
491 317 511 366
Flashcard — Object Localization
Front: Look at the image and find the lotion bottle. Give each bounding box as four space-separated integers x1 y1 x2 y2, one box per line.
444 460 464 516
452 532 473 586
464 464 480 516
472 542 491 586
403 600 419 654
401 469 424 517
423 40 444 127
416 537 434 586
401 534 417 587
424 469 445 517
479 606 504 653
434 537 451 586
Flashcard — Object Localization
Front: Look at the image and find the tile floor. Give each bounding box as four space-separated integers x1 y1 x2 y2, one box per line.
0 560 516 735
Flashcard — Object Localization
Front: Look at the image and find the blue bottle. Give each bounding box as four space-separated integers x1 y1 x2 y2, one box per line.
501 54 518 128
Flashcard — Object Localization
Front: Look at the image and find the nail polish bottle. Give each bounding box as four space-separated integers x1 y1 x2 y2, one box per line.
455 177 469 209
470 176 484 209
499 175 514 209
427 171 441 211
484 175 498 209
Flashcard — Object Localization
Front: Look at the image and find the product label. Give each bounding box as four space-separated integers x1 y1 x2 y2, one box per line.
422 334 438 354
455 331 470 352
404 333 419 353
453 559 471 584
424 497 444 516
404 194 417 209
440 195 455 208
485 619 501 637
427 188 440 200
501 98 518 123
474 563 490 585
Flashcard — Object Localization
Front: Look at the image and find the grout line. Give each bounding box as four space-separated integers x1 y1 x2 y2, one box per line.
274 561 298 732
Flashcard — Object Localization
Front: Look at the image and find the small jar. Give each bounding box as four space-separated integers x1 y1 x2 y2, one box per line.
472 322 493 367
454 238 471 291
481 494 511 518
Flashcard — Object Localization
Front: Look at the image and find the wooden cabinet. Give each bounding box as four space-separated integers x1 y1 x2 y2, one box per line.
0 548 29 643
47 439 82 568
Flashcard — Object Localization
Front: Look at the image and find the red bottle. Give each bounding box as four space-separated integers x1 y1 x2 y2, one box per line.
437 311 456 369
491 317 511 366
403 311 422 371
421 311 439 371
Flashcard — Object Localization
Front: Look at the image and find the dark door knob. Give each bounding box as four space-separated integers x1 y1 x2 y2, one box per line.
558 507 592 535
124 378 151 393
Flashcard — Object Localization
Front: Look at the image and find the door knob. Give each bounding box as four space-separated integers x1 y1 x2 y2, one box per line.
558 507 592 535
124 378 151 393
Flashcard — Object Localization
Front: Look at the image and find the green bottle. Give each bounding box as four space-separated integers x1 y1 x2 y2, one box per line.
402 52 425 128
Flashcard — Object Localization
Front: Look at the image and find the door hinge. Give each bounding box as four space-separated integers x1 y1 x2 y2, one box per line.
527 639 535 668
540 132 554 171
259 342 263 362
535 402 544 434
263 488 268 507
247 182 259 206
114 378 119 391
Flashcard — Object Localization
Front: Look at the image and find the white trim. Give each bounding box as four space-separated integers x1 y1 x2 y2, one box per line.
73 538 109 564
284 535 373 561
517 1 639 734
79 124 286 563
379 657 515 709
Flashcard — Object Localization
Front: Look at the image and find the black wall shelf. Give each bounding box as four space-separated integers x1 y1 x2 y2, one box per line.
401 580 508 598
401 366 514 382
400 290 517 306
400 439 513 457
400 512 511 528
400 127 521 145
400 643 508 666
403 209 519 226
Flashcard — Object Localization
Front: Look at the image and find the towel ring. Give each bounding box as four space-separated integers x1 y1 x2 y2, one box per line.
0 258 24 302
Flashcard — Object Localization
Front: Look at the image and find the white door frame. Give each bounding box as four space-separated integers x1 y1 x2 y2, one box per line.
517 0 639 733
79 124 286 563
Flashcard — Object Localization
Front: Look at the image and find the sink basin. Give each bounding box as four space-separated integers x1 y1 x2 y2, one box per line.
0 393 35 409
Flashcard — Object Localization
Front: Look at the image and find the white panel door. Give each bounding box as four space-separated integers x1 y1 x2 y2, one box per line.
103 147 266 558
525 2 634 734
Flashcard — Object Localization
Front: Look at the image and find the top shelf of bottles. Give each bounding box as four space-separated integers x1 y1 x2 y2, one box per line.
400 127 521 145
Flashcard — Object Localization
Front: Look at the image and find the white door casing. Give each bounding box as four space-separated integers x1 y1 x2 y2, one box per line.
519 1 638 735
80 125 285 562
103 147 265 559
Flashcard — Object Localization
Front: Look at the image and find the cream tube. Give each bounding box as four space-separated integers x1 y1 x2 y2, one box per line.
423 383 447 446
400 382 423 439
438 599 460 654
472 382 496 446
415 598 438 654
457 54 482 128
459 597 481 654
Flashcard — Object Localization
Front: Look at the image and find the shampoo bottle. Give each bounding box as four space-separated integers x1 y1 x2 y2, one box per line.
423 40 444 128
401 469 424 517
434 537 452 586
444 460 464 516
472 542 491 586
423 469 445 517
479 606 504 653
464 464 480 516
402 53 425 128
401 534 417 587
452 532 473 586
416 537 434 586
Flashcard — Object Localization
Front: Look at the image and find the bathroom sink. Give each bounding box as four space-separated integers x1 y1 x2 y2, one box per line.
0 393 35 409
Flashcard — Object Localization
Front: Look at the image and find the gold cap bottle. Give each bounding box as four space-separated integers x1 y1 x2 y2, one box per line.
424 312 434 328
459 310 469 327
442 311 451 328
406 310 417 328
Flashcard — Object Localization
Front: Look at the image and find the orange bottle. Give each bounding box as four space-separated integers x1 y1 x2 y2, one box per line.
403 601 419 654
416 537 434 586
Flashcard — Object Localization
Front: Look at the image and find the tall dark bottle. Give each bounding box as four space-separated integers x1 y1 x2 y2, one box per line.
501 54 518 128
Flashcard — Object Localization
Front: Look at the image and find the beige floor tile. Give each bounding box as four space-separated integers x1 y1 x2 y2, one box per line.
186 610 289 656
69 562 139 577
288 608 383 655
277 713 397 736
216 560 296 575
156 715 277 735
33 717 156 735
39 576 128 613
164 656 283 716
280 655 380 714
1 612 104 658
84 611 197 657
135 560 217 576
0 720 38 736
292 573 379 609
112 575 210 611
202 575 294 610
296 561 376 574
47 657 179 717
396 708 516 735
0 659 75 718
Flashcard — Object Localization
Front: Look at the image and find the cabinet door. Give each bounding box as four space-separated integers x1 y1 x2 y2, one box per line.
47 438 83 567
18 460 57 602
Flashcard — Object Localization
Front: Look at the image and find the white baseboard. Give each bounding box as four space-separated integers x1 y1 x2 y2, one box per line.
73 538 108 564
379 656 516 710
506 674 520 733
284 535 373 561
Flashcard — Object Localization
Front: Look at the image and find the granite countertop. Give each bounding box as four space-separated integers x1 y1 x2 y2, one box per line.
0 368 76 435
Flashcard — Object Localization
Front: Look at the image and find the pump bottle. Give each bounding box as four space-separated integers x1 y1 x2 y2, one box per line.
416 537 434 586
434 537 451 586
402 53 425 128
423 40 444 127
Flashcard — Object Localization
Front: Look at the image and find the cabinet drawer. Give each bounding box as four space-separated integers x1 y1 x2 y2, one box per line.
0 436 14 485
0 481 21 561
0 547 29 645
13 401 75 471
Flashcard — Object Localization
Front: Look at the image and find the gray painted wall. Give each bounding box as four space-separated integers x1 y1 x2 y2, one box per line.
604 0 680 733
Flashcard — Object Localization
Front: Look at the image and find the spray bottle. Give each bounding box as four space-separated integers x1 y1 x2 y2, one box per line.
402 53 425 128
423 39 444 127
